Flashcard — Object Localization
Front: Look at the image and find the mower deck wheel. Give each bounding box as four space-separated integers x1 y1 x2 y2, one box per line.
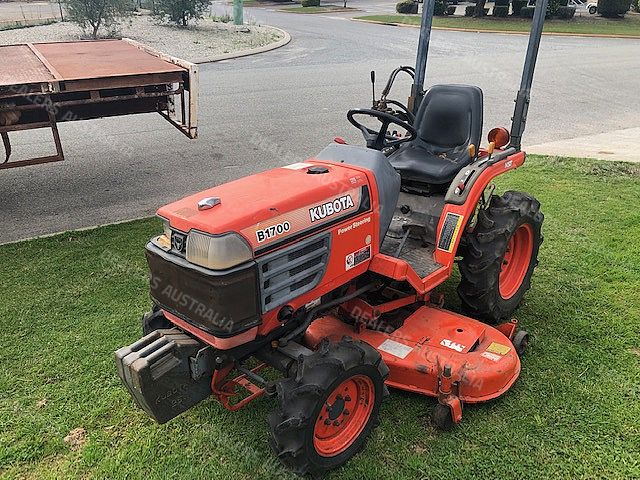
268 336 389 477
512 329 530 357
432 403 454 431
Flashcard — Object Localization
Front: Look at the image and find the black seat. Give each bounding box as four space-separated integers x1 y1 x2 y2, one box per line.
389 84 483 187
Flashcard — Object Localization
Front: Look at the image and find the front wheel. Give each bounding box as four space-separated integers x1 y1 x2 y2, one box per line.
458 191 544 324
589 5 597 14
268 337 389 476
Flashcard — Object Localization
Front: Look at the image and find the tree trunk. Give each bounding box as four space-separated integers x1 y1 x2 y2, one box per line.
92 21 100 38
474 0 487 16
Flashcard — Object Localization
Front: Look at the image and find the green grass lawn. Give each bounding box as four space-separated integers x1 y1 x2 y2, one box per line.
355 14 640 36
1 155 639 479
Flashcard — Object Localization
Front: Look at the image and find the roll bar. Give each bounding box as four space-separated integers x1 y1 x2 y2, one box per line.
409 0 549 151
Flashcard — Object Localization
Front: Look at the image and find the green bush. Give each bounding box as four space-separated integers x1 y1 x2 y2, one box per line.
632 0 640 12
396 0 418 13
596 0 632 16
465 4 476 15
64 0 132 38
434 0 448 15
511 0 527 17
556 5 576 17
511 0 527 15
547 0 568 15
495 0 510 6
302 0 321 6
493 4 509 15
152 0 210 26
520 5 535 16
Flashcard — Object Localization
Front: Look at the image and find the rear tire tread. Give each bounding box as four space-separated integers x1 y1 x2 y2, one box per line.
457 191 544 324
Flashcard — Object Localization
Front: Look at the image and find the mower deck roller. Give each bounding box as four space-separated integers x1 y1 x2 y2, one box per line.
115 0 549 474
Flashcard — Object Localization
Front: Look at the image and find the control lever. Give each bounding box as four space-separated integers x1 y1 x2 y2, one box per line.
370 70 376 108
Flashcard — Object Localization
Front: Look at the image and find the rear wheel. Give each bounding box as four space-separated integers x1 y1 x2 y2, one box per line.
458 191 543 324
268 337 389 476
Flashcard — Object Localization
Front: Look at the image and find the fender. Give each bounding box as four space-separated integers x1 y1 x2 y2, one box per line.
433 150 526 270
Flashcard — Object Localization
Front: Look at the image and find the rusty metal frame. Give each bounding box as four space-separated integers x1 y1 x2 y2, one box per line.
0 39 198 169
0 109 63 169
123 38 198 139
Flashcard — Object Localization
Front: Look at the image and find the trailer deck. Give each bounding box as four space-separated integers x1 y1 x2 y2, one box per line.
0 39 198 169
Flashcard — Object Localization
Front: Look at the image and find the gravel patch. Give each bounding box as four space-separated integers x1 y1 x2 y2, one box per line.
0 15 285 63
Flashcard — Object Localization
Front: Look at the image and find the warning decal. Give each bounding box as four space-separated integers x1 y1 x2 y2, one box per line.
345 245 371 271
378 339 413 359
486 342 511 356
481 351 502 362
437 213 464 253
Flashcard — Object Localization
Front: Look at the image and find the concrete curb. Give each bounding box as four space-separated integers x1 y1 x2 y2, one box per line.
276 7 361 14
351 18 640 40
195 26 291 64
0 215 153 247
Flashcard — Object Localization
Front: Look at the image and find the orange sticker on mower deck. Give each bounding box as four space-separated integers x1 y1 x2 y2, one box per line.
437 213 464 253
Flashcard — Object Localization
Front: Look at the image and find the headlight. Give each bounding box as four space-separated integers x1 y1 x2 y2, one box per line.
186 231 253 270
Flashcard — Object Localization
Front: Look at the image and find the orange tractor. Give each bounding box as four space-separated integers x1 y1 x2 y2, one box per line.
116 0 549 474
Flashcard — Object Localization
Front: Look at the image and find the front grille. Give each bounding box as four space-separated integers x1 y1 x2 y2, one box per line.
146 242 261 338
170 230 187 256
257 233 331 313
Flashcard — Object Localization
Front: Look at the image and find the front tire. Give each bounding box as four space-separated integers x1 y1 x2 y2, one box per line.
458 191 543 324
268 337 389 476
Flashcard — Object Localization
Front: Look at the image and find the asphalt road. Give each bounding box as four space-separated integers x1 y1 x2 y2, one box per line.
1 5 639 243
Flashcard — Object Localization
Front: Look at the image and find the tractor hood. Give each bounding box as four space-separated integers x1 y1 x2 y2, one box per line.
158 160 371 251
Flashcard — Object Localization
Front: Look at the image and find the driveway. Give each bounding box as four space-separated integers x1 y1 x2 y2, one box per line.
1 4 639 243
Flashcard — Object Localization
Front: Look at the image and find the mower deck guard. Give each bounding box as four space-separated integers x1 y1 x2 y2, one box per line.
305 305 521 403
115 328 214 424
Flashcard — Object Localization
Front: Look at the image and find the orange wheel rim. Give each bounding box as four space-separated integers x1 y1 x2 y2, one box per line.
313 375 375 457
499 223 534 299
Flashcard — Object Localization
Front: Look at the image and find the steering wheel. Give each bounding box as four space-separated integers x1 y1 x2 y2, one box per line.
347 108 417 151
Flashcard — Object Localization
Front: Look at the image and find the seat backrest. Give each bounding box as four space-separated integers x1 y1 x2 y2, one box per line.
414 84 483 163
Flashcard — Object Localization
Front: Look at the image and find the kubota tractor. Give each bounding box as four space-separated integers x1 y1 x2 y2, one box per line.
115 0 550 475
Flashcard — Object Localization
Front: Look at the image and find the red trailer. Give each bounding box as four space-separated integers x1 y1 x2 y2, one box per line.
0 38 198 169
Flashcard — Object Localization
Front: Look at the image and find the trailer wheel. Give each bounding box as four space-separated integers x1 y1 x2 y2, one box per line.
268 337 389 476
458 191 543 324
589 5 597 14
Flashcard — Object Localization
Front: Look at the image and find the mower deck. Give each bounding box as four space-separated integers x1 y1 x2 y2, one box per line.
304 305 520 404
